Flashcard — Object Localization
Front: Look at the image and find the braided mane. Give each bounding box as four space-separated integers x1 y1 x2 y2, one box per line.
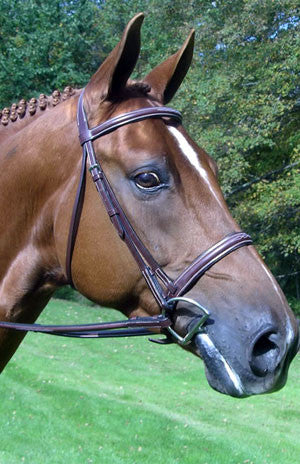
0 82 151 130
0 86 79 128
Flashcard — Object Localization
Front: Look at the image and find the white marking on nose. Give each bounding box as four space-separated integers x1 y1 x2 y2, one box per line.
196 333 245 396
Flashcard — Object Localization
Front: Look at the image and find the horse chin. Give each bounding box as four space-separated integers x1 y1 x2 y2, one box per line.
193 332 297 398
193 333 248 398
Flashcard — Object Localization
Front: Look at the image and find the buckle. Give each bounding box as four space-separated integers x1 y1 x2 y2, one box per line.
163 296 210 346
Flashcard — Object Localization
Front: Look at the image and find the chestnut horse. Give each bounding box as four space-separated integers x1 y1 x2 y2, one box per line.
0 14 298 397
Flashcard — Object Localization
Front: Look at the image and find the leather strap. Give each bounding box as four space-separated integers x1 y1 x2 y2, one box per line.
0 315 171 339
78 106 182 145
65 145 87 286
171 232 253 297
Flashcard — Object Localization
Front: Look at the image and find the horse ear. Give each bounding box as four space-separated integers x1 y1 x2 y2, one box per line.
84 13 144 109
144 30 195 104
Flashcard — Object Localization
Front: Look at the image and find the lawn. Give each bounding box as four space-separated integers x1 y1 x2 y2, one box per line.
0 299 299 464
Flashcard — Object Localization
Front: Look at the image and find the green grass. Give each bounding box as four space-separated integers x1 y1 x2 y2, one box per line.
0 299 299 464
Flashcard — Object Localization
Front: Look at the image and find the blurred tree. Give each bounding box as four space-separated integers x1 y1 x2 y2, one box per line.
0 0 105 103
181 0 300 299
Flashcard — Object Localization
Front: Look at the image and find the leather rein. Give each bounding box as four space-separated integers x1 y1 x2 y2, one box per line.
0 90 252 345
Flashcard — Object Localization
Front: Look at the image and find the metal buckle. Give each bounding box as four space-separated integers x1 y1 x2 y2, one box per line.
163 296 210 346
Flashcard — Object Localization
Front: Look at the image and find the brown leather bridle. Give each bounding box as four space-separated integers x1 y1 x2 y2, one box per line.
0 90 252 345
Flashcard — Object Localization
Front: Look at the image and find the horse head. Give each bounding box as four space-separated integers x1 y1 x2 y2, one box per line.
0 14 298 397
54 14 298 397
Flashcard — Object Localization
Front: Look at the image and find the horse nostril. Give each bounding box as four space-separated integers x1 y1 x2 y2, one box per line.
249 331 280 377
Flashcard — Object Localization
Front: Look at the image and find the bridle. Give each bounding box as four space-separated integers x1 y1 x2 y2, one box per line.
0 90 252 345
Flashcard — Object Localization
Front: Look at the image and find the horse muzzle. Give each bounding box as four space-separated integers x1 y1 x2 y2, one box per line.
164 295 299 397
191 315 299 398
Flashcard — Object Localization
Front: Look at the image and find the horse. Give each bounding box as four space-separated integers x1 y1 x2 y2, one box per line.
0 13 298 397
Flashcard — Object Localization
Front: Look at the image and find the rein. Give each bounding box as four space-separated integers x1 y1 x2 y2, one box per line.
0 90 253 345
0 315 171 339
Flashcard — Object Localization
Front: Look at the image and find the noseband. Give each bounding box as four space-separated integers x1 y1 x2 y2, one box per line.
0 90 252 345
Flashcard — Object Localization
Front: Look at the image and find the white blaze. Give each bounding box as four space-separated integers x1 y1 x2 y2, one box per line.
168 126 205 176
168 126 223 206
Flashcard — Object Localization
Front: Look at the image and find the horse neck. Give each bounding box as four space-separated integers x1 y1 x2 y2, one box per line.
0 97 79 281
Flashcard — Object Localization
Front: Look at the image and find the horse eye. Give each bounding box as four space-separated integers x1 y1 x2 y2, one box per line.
134 172 161 190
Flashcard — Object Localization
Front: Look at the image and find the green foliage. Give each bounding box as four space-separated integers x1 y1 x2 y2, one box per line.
184 0 300 297
288 297 300 315
0 0 299 298
0 0 104 103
